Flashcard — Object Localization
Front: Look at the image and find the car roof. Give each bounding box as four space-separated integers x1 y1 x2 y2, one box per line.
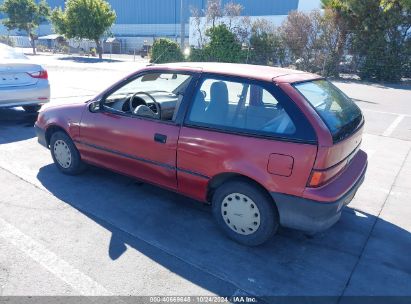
150 62 322 83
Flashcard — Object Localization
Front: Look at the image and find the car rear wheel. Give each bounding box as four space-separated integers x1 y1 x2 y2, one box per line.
50 131 85 175
212 180 279 246
23 105 42 113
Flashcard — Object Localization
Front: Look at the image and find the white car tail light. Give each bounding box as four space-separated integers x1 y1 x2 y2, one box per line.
27 70 48 79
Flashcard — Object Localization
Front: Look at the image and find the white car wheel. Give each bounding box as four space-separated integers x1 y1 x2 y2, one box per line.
212 180 279 246
53 139 72 169
221 193 261 235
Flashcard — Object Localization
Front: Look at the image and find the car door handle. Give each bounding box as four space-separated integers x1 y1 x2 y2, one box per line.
154 133 167 144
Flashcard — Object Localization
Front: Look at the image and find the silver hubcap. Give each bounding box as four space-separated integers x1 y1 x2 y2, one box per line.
221 193 261 235
54 139 72 169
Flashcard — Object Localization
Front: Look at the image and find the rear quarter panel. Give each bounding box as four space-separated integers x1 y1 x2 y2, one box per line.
177 127 317 202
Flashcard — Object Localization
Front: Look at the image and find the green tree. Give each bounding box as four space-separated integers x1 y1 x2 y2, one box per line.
321 0 351 76
323 0 411 81
354 0 410 81
0 0 50 54
150 38 184 63
51 0 116 59
279 11 313 68
249 19 285 66
206 0 222 28
190 0 249 48
202 24 243 62
280 11 325 72
318 9 346 76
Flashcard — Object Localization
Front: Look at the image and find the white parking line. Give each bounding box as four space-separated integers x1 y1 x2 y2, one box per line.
0 217 112 296
362 108 411 117
382 115 405 137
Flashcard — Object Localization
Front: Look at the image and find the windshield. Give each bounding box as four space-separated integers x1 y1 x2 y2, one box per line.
294 80 362 142
109 73 191 100
0 43 28 60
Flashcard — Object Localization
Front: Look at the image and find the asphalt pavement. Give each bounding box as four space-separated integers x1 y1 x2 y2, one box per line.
0 54 410 301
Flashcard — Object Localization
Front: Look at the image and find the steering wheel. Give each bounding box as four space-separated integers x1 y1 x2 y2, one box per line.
129 91 161 118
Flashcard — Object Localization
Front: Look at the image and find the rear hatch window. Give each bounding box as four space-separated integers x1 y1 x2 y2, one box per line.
294 80 362 142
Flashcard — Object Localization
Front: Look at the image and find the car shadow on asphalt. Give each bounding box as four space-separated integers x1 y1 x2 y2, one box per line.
0 108 37 144
36 164 411 299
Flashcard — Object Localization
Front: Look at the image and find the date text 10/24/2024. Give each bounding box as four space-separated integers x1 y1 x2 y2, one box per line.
149 296 258 303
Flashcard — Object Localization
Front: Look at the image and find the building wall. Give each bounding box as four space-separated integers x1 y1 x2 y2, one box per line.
14 0 299 24
1 0 299 24
1 0 321 51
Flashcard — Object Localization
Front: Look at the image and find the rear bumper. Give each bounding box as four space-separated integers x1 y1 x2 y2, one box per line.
0 80 50 107
271 150 367 233
35 123 48 148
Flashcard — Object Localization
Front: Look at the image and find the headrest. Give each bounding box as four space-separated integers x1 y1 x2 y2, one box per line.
210 81 228 103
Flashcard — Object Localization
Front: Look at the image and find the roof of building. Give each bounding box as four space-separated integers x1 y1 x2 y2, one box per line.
38 34 64 40
151 62 321 83
105 37 120 43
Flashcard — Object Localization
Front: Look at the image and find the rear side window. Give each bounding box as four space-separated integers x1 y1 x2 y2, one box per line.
294 80 362 142
187 77 297 137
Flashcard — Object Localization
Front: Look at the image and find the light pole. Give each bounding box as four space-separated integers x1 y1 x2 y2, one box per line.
180 0 185 49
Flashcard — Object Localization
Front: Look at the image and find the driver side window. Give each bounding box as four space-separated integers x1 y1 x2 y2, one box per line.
103 72 192 121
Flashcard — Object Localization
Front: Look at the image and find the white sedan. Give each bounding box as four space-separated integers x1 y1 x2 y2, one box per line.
0 43 50 113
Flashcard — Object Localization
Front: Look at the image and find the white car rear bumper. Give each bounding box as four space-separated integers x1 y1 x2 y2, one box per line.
0 80 50 107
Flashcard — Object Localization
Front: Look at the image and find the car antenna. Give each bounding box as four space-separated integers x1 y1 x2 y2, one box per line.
149 43 176 65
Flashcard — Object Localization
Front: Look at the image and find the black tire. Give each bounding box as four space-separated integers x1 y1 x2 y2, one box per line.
23 105 42 113
50 131 86 175
212 180 279 246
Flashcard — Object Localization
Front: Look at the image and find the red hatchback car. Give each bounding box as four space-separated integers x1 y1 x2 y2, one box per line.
35 63 367 246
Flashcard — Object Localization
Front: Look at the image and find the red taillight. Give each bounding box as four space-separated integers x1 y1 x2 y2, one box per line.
307 170 328 187
307 162 347 188
28 70 48 79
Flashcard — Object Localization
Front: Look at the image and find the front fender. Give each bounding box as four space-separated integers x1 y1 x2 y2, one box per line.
36 103 87 143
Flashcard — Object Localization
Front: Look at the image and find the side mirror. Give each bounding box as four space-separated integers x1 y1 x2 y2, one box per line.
88 100 101 113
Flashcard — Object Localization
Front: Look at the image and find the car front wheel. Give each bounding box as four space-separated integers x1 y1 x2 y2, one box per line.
50 131 85 175
212 180 279 246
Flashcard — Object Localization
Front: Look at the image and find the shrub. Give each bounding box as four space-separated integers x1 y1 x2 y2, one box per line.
90 47 96 56
60 45 70 54
202 24 244 63
188 47 207 62
36 44 48 52
279 10 346 77
248 19 285 66
150 38 184 63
